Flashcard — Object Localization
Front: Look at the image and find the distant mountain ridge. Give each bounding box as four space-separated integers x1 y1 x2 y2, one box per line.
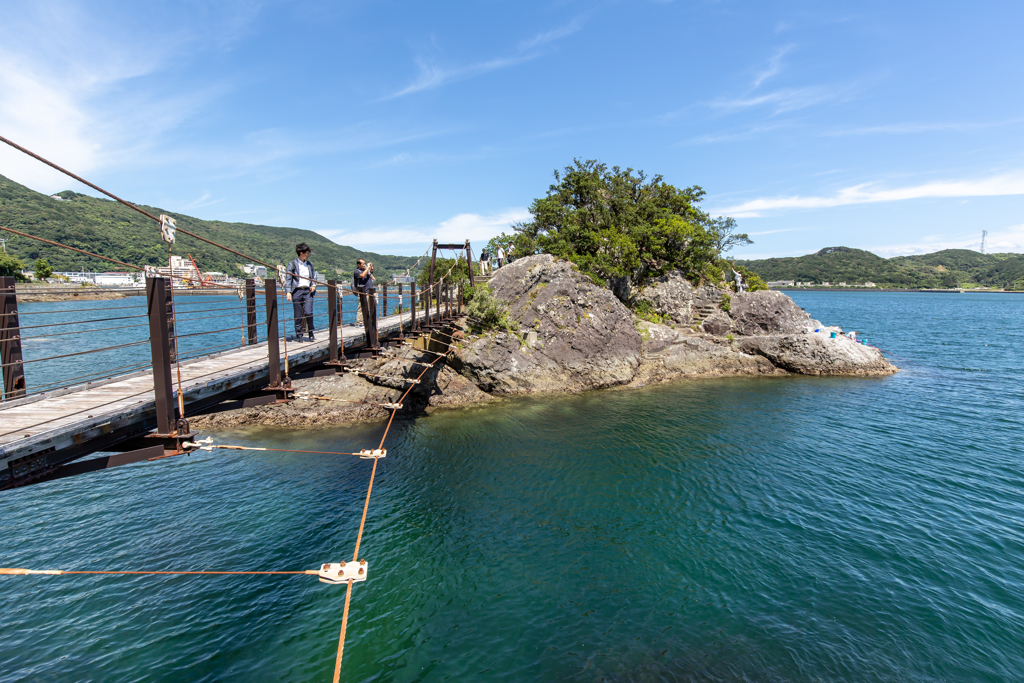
0 174 419 277
737 246 1024 290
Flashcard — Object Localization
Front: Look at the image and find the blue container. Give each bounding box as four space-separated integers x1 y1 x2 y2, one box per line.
830 331 837 338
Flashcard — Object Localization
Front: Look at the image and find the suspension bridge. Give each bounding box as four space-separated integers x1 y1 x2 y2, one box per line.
0 135 491 681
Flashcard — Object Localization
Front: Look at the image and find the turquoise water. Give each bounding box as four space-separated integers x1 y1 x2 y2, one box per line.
1 292 1022 681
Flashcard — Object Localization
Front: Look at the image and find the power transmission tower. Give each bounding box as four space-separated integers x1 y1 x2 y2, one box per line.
981 230 988 254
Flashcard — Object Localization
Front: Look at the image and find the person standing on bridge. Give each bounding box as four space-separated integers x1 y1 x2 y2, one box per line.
286 243 317 342
353 258 379 350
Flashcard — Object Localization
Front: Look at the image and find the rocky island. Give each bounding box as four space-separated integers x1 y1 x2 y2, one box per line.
190 254 895 431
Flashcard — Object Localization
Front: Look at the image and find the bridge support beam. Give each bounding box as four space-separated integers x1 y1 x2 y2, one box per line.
0 276 26 401
265 279 291 399
326 279 344 371
465 240 476 288
146 276 176 436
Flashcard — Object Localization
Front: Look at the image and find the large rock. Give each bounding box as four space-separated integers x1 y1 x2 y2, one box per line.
632 270 696 324
454 255 642 394
737 333 896 376
631 321 782 384
728 290 813 336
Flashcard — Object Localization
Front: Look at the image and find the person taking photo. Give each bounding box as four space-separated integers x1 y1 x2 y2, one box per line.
353 258 379 350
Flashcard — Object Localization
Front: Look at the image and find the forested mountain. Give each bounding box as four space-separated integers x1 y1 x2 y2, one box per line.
0 174 418 277
737 246 1024 289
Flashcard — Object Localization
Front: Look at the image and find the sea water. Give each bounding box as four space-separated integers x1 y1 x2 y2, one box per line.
1 291 1022 682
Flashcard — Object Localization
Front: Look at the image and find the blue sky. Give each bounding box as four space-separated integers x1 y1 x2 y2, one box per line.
2 0 1023 259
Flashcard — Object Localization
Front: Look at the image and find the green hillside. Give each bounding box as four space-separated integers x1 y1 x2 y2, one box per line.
0 174 419 278
737 246 1024 290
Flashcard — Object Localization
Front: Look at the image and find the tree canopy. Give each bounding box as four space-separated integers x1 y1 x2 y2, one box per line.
511 159 743 300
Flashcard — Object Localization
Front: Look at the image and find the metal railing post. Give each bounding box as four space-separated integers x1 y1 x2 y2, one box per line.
382 284 388 319
164 281 177 363
435 281 441 323
245 278 258 345
396 283 406 340
410 282 418 332
327 279 340 365
146 276 176 434
0 276 26 400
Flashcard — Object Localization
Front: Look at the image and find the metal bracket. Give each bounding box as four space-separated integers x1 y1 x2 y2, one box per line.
182 437 214 451
358 449 386 459
318 560 368 585
159 215 176 244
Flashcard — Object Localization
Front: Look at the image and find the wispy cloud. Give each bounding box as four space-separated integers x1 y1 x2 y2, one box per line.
180 192 225 211
710 85 849 115
682 123 791 145
383 19 582 100
325 208 530 249
716 174 1024 217
753 45 794 88
821 119 1023 137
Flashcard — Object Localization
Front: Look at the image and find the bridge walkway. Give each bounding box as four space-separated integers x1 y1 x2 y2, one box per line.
0 308 434 481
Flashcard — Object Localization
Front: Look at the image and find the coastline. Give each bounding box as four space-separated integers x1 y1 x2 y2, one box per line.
773 287 1023 293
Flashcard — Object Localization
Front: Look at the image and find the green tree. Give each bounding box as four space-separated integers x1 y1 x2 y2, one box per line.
0 252 25 278
709 216 753 255
513 159 721 300
34 258 53 280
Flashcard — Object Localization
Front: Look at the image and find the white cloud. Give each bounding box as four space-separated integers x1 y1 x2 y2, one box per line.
0 0 261 193
716 174 1024 217
324 208 531 250
384 19 582 100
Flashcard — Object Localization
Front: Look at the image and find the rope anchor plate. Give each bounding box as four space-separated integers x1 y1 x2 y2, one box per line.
318 561 368 585
358 449 386 459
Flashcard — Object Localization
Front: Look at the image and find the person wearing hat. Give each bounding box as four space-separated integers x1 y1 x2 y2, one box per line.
285 243 317 341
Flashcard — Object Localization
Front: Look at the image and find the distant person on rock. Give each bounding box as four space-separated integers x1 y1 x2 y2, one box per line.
733 269 745 293
285 243 317 341
496 246 506 268
479 249 490 275
353 258 379 350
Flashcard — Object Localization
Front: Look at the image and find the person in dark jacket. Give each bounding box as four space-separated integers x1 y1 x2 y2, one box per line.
285 243 317 341
353 258 379 349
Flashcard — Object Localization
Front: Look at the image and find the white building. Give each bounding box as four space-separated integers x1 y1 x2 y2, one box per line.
94 272 136 286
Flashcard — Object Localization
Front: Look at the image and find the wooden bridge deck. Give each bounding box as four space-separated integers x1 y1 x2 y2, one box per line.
0 308 437 477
